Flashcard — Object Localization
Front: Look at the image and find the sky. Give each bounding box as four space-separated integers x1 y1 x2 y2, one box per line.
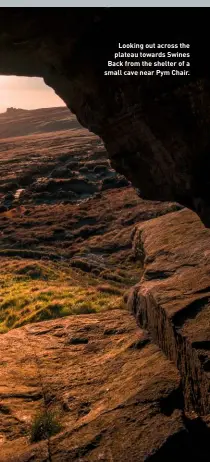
0 76 65 113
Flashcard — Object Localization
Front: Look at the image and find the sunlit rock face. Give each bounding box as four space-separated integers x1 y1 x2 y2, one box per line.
1 9 210 225
128 208 210 415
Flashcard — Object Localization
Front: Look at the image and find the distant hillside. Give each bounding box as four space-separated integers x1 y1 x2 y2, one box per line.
0 106 81 138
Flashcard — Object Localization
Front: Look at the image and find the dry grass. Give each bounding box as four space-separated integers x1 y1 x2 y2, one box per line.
0 258 125 333
0 107 178 333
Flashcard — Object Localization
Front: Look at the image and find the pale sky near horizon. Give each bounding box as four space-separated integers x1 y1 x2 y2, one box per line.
0 76 66 113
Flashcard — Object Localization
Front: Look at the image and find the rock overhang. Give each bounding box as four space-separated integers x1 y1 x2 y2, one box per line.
0 9 210 226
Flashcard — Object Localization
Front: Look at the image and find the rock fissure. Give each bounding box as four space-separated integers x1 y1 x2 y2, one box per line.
26 331 53 462
0 310 192 461
129 290 210 414
128 209 210 415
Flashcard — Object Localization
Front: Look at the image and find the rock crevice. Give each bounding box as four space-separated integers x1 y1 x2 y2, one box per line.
0 310 190 461
128 208 210 415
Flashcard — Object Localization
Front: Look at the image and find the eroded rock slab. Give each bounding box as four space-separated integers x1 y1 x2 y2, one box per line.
128 208 210 415
0 310 194 461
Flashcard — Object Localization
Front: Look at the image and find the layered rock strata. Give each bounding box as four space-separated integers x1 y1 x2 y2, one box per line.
128 208 210 414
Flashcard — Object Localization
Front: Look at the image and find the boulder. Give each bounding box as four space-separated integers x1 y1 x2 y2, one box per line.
128 208 210 415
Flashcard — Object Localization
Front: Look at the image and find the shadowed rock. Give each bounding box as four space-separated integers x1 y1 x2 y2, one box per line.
0 10 210 225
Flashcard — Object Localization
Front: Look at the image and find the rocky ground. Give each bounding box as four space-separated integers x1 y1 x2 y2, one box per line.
0 107 209 461
0 310 189 462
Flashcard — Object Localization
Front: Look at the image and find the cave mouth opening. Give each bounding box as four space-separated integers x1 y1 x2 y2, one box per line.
0 74 106 213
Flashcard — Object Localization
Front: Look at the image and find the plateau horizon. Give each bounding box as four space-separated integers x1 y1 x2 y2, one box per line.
0 76 65 113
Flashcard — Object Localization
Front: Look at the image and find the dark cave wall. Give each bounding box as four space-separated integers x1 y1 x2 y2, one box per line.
1 8 210 225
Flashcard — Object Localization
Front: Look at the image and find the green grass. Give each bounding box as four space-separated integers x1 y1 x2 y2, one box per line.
30 409 61 442
0 257 125 333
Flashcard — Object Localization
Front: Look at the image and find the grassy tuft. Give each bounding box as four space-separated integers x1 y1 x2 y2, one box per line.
0 257 125 332
30 409 61 443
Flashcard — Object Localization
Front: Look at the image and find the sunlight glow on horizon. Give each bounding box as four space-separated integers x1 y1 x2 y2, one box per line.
0 76 66 113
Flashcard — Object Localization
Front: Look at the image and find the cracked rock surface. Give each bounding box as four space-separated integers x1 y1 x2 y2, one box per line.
128 208 210 416
0 309 200 462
